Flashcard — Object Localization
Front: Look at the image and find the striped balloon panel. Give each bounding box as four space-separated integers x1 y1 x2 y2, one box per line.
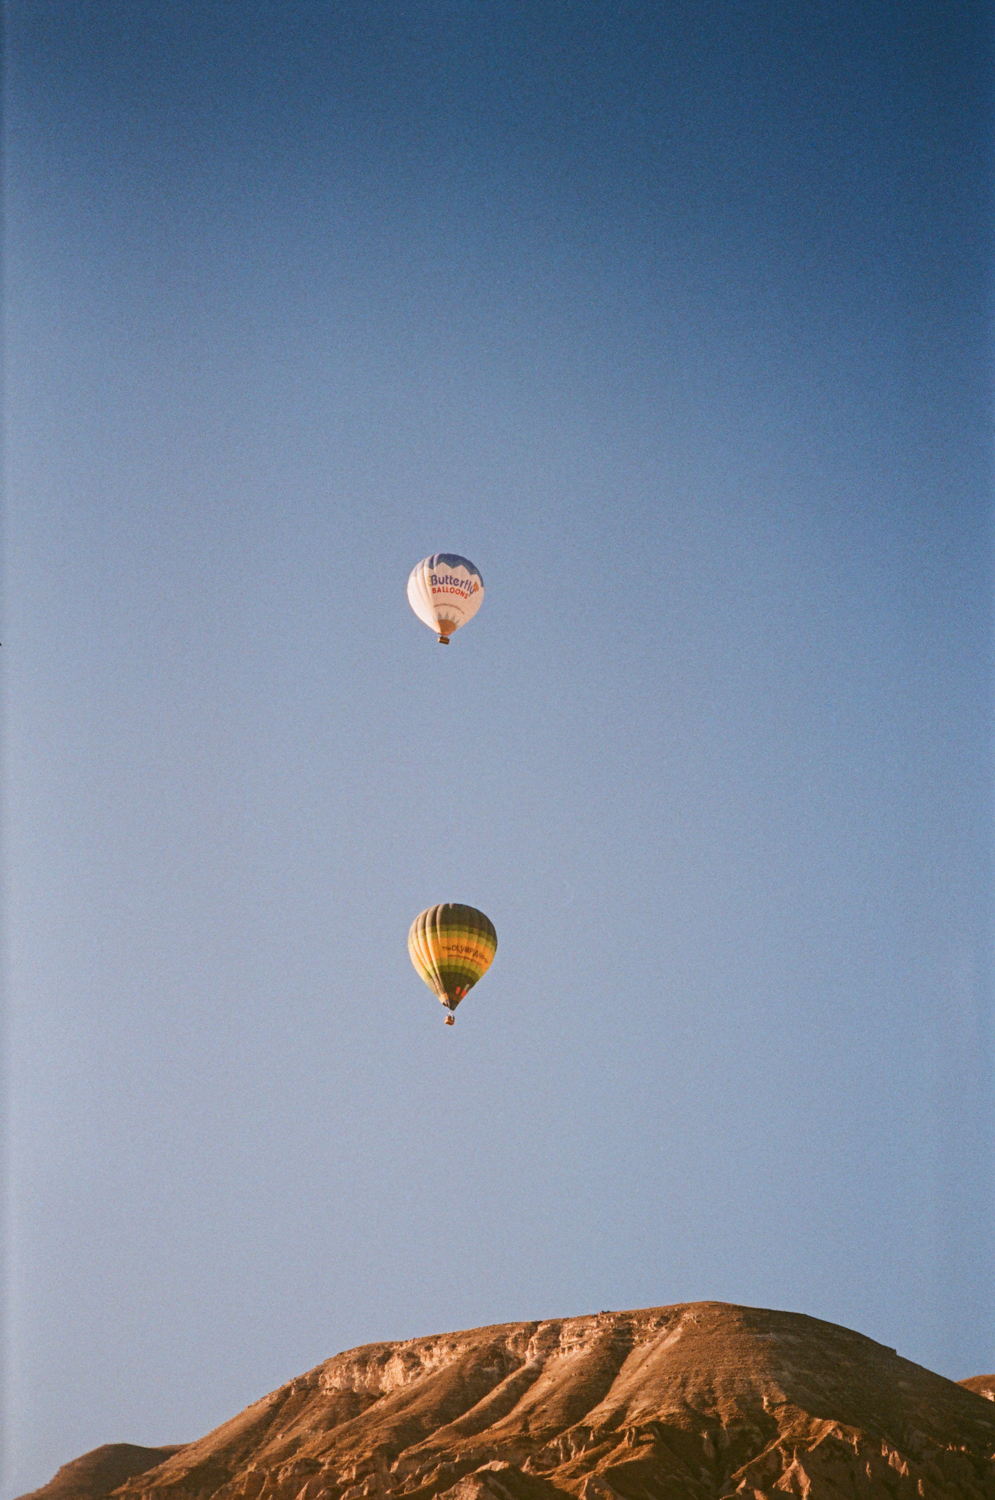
408 903 498 1010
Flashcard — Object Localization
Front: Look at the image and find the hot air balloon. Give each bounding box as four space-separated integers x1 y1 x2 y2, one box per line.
408 904 497 1024
407 554 484 644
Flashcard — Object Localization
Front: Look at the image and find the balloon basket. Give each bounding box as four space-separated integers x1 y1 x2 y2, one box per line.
445 1014 455 1026
438 636 450 645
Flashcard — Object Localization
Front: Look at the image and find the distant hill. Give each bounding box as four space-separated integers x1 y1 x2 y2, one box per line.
20 1303 995 1500
14 1445 184 1500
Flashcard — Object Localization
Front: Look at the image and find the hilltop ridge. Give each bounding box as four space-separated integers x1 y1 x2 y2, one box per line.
20 1302 995 1500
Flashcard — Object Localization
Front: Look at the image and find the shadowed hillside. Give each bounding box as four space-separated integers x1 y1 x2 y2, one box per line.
15 1445 184 1500
21 1304 995 1500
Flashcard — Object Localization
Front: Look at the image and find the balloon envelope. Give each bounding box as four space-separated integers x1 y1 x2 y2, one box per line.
407 554 484 642
408 903 497 1012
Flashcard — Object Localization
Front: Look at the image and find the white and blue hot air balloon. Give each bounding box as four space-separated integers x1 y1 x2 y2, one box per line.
406 554 485 644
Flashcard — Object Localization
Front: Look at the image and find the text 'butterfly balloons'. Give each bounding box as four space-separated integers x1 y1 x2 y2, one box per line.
407 554 485 643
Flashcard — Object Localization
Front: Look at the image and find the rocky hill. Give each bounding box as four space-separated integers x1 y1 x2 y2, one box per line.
20 1303 995 1500
15 1446 184 1500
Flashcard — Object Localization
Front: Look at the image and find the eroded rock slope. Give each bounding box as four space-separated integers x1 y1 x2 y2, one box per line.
29 1304 995 1500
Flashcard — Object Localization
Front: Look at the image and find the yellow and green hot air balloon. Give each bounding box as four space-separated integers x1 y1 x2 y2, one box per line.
408 904 497 1025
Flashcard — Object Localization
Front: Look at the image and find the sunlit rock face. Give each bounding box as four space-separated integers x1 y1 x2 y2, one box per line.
960 1377 995 1404
23 1304 995 1500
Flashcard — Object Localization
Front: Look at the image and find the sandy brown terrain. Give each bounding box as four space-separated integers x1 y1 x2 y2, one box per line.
20 1303 995 1500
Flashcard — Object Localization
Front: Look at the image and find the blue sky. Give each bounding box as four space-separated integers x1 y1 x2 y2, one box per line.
3 2 991 1493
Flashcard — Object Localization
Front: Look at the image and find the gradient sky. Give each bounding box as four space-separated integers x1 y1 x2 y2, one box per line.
2 2 992 1493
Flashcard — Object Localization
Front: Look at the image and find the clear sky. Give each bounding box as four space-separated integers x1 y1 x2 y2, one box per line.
2 2 991 1493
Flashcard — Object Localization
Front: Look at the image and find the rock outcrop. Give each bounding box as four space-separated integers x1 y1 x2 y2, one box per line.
22 1304 995 1500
